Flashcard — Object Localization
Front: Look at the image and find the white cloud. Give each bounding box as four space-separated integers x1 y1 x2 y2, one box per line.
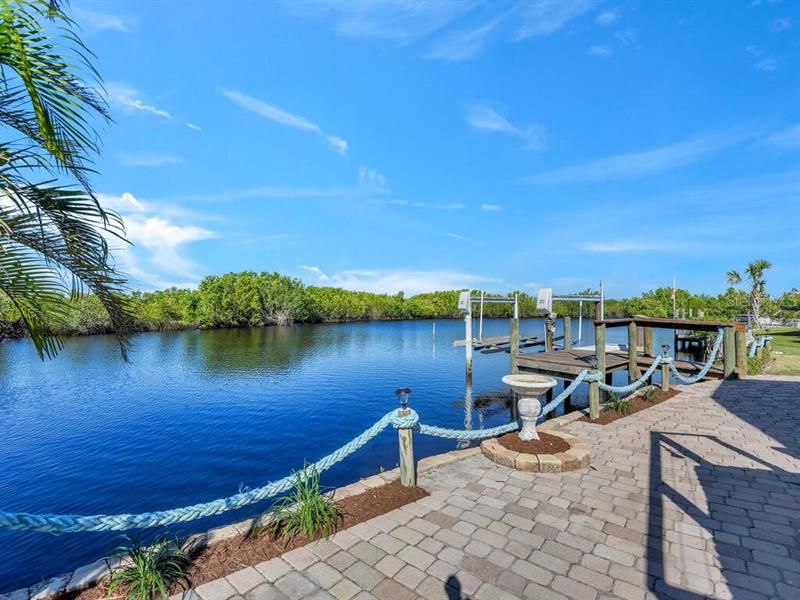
118 153 183 167
746 45 778 71
186 122 202 131
465 104 545 151
106 83 171 119
614 28 639 48
412 202 464 209
481 203 502 211
426 13 507 62
530 128 753 184
766 124 800 149
513 0 594 41
447 232 470 241
595 11 618 26
589 44 613 57
301 267 500 296
221 89 348 155
98 192 215 288
358 166 389 193
287 1 478 44
74 7 136 32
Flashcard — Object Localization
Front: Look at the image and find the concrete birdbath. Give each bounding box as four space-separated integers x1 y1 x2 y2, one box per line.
502 374 557 441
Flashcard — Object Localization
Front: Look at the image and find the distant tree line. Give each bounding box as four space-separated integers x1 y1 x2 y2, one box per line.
1 271 798 341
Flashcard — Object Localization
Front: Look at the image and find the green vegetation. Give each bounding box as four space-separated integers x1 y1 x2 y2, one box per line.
1 271 799 343
104 535 189 600
606 392 632 415
260 464 340 545
643 386 658 402
727 259 772 325
758 327 800 375
0 0 132 358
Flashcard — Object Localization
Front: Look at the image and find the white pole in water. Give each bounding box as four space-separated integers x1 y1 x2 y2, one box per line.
465 303 473 376
578 300 583 344
432 321 436 342
599 280 605 319
479 291 484 341
514 293 519 319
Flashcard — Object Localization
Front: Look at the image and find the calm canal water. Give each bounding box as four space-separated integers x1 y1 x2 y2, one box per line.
0 318 675 590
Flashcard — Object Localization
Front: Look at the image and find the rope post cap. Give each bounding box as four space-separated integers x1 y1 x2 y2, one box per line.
395 387 411 410
661 344 671 357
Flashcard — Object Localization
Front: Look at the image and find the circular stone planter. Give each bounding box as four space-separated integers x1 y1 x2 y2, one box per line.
480 430 590 473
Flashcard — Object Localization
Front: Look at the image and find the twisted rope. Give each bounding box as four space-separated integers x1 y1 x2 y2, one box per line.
669 327 724 384
540 370 589 416
585 355 663 395
0 409 415 534
418 421 519 441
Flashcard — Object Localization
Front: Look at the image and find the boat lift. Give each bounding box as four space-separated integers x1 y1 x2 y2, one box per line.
456 291 520 376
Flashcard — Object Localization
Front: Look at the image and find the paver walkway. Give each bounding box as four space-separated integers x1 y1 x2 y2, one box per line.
181 376 800 600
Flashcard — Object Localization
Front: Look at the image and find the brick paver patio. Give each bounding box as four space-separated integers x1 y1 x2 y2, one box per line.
178 376 800 600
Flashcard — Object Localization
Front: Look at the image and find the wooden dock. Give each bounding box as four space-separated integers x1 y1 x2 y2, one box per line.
454 335 539 350
515 349 724 380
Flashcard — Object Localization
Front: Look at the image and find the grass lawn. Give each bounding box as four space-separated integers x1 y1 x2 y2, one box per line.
758 327 800 375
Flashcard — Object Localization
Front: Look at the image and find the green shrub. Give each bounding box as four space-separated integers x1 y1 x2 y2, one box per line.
260 463 340 545
643 386 658 402
607 392 632 416
105 535 189 600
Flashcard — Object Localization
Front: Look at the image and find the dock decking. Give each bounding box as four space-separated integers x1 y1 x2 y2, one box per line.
516 348 724 380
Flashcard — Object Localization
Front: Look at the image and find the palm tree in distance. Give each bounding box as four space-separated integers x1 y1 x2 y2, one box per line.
1 0 132 358
726 260 772 328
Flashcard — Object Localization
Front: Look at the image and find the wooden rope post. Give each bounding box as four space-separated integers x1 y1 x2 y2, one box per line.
661 359 670 392
510 317 520 374
589 379 600 420
627 321 639 383
396 388 416 487
735 330 747 379
563 316 571 350
590 322 606 420
723 326 736 379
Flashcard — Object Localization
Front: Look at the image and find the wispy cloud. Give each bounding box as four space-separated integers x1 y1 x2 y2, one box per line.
481 203 502 211
106 83 171 119
118 153 183 168
286 1 478 44
186 122 202 131
465 104 545 151
595 10 618 26
765 124 800 149
513 0 595 41
580 240 704 253
746 45 777 71
426 13 508 62
769 17 791 33
221 89 348 155
588 44 612 57
299 266 500 296
98 192 215 288
614 28 639 48
447 232 470 241
530 128 754 184
412 202 464 210
358 166 389 194
73 7 136 32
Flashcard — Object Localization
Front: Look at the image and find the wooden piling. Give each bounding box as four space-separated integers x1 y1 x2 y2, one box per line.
723 326 735 379
563 316 571 350
589 381 600 420
510 317 520 374
660 361 669 392
397 407 416 487
627 322 639 382
644 327 654 356
590 322 606 420
735 330 747 379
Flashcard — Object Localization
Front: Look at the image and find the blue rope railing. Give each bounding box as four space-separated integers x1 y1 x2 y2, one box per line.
0 328 729 535
669 328 724 384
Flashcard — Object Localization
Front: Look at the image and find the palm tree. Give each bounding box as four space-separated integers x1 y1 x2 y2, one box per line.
726 259 772 327
1 0 131 358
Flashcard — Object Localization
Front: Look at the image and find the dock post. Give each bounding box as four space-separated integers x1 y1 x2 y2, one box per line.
723 326 736 379
735 329 747 378
563 316 571 350
644 327 654 356
589 377 600 420
660 355 670 392
464 312 473 377
510 317 520 374
627 321 639 382
395 388 416 487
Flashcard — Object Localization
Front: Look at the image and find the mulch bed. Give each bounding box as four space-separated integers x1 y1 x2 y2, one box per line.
68 480 427 599
496 431 570 454
579 388 681 425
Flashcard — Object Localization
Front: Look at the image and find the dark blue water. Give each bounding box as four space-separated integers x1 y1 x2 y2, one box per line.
0 318 672 590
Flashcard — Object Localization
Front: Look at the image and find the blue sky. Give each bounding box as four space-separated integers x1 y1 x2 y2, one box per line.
74 0 799 297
